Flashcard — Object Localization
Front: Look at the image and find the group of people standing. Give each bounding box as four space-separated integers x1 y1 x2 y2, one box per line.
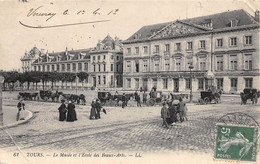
90 99 105 120
58 100 77 122
161 98 188 128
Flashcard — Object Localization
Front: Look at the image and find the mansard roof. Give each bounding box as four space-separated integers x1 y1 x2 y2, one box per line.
125 9 259 42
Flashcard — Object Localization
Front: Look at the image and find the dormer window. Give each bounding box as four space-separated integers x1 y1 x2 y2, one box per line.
134 33 141 39
230 19 238 27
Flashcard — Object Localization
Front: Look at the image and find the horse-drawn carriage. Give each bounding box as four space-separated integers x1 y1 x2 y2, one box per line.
18 92 38 101
97 91 133 106
240 88 259 105
198 90 221 104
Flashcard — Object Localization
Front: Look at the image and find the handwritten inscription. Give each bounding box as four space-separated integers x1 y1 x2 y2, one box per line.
26 6 119 22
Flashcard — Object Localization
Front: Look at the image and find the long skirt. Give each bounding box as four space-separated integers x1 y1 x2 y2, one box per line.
90 107 97 119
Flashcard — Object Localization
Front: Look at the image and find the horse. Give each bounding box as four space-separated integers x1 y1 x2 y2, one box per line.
79 94 86 105
114 93 134 106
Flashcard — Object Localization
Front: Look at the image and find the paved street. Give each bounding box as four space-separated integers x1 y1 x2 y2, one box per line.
0 92 259 163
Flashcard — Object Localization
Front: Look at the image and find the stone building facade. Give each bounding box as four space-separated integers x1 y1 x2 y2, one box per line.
20 47 42 72
24 35 123 89
122 9 260 93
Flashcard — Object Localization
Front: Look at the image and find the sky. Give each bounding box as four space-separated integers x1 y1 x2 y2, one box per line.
0 0 259 71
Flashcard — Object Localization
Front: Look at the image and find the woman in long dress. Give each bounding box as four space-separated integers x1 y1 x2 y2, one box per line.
90 99 97 120
67 101 76 122
58 100 67 121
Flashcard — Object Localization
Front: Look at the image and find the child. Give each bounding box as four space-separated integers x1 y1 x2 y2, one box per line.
17 99 25 121
161 103 170 128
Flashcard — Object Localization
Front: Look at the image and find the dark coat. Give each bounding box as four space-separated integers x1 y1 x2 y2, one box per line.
90 102 97 119
58 104 67 121
67 103 77 122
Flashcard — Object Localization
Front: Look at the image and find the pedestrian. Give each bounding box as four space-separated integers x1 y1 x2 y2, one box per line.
143 91 147 104
166 102 175 125
177 98 186 122
58 99 67 121
122 93 126 108
134 90 138 100
16 99 25 121
136 94 141 107
90 99 97 120
95 99 102 119
66 100 77 122
115 91 119 106
161 103 170 128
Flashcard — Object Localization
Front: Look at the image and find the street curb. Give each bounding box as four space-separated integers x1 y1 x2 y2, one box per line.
0 109 33 129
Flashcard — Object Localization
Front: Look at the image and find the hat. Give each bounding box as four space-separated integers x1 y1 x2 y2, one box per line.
61 99 65 102
68 101 72 103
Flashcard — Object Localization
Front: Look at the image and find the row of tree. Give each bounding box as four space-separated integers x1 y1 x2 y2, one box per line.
0 71 89 91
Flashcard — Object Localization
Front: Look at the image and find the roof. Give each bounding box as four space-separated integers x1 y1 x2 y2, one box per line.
125 9 258 42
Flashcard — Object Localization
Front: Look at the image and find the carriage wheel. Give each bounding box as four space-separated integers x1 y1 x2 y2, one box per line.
204 97 210 104
147 99 155 106
214 98 219 104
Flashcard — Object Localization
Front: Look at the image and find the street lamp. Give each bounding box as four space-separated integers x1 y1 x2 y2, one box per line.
0 75 5 126
189 65 194 103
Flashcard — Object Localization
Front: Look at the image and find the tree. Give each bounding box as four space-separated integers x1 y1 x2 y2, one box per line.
31 71 41 90
41 72 50 90
77 72 89 88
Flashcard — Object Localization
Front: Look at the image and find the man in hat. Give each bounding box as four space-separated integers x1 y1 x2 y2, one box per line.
58 99 67 121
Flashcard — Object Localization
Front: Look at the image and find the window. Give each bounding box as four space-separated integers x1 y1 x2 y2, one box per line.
135 60 139 72
103 76 106 85
165 44 170 52
217 78 223 90
126 78 131 88
73 63 76 71
230 55 237 70
66 64 70 71
127 61 131 72
154 45 159 53
98 64 101 72
98 56 100 60
163 79 168 89
42 65 45 71
244 54 252 70
38 66 41 71
143 60 148 72
199 40 206 49
230 37 237 46
187 42 193 50
185 78 191 89
230 19 238 27
245 36 252 45
198 79 204 90
216 56 223 71
34 66 36 71
103 55 106 59
111 64 114 71
175 43 181 51
93 64 96 72
152 78 157 89
98 76 101 85
51 65 55 71
143 46 148 54
230 78 237 91
165 59 170 71
56 64 60 71
84 63 88 71
127 48 131 54
176 58 181 71
135 47 139 54
245 78 253 88
135 78 139 89
47 65 50 72
216 39 223 47
93 56 96 60
111 55 114 60
199 57 206 70
154 60 159 72
61 64 65 71
78 63 82 71
116 63 119 72
187 58 192 70
111 75 114 86
103 64 106 72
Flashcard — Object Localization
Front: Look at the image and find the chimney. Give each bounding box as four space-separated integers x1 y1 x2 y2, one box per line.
255 10 259 22
114 36 120 51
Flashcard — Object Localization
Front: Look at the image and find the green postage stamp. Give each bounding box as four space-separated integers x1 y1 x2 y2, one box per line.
215 124 258 161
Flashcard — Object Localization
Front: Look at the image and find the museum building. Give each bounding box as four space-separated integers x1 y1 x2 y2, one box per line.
122 9 260 93
21 35 123 89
